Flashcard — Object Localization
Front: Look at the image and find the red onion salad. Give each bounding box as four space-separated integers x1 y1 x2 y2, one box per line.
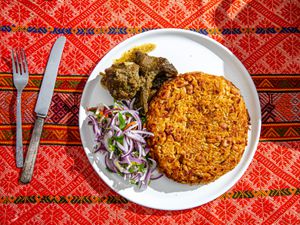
88 99 162 190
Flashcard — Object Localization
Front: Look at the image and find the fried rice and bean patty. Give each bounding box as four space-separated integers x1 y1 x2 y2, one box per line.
147 72 249 184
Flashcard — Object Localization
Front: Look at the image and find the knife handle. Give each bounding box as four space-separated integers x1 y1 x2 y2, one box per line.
20 116 45 184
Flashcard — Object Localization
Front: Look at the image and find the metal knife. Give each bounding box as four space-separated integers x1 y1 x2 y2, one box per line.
20 36 66 184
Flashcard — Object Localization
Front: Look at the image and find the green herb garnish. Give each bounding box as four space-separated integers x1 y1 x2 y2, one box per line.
114 135 124 144
118 113 126 130
108 138 116 151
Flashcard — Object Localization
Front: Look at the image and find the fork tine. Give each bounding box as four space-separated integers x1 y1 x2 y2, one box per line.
11 49 16 75
21 49 28 75
19 49 25 75
15 49 20 74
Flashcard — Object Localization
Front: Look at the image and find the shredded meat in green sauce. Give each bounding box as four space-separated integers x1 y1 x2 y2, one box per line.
101 51 178 112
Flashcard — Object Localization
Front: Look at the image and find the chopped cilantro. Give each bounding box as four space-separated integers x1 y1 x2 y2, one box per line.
114 147 122 156
114 135 124 144
118 113 126 130
137 164 146 172
108 138 116 151
128 167 135 173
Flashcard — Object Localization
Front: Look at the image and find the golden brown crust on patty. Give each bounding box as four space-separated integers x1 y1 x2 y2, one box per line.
146 72 249 184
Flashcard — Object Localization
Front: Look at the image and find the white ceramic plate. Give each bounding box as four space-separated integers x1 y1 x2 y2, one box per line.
79 29 261 210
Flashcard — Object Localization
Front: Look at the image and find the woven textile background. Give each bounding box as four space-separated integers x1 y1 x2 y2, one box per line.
0 0 299 224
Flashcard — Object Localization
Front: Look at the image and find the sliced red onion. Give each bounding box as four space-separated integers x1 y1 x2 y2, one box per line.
148 158 157 172
131 130 154 136
105 154 117 172
124 122 138 131
103 131 113 151
109 150 114 159
89 99 162 190
127 137 133 150
150 174 163 180
139 162 149 181
121 138 133 157
140 165 152 189
112 124 121 132
121 100 131 109
94 143 107 153
144 147 150 155
125 131 146 144
96 134 104 143
144 168 152 184
135 142 143 158
129 98 135 109
128 155 146 164
120 110 142 129
110 113 118 126
121 156 131 165
110 114 120 131
101 118 110 127
138 167 151 190
117 142 127 153
123 137 128 150
113 159 131 174
126 117 132 124
148 158 163 180
102 103 110 110
116 130 122 136
131 172 142 183
121 146 133 158
88 115 102 137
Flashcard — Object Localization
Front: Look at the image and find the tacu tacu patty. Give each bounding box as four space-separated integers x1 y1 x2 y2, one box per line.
146 72 249 184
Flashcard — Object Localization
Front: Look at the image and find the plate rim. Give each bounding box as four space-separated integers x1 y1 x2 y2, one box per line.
79 28 262 210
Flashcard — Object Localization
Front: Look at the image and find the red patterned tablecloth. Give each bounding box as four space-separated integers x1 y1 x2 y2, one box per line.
1 0 300 224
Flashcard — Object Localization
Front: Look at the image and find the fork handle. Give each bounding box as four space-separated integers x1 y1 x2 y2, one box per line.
20 116 45 184
16 92 23 168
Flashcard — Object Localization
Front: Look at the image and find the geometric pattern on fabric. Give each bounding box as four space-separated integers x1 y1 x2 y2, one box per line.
0 0 299 224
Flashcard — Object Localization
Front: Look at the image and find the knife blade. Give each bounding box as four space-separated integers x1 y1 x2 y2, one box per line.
35 36 66 116
20 36 66 184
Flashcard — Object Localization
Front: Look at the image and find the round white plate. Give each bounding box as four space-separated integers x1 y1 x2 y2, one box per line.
79 29 261 210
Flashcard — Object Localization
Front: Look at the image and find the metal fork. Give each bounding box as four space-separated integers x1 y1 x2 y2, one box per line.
12 49 29 168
